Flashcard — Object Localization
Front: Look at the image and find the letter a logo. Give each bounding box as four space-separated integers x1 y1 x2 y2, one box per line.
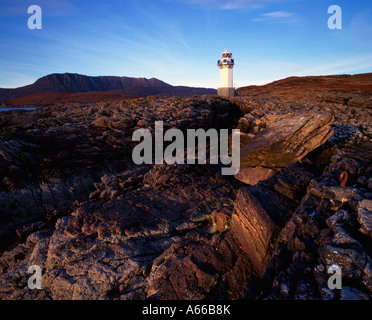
28 5 42 30
28 265 42 290
327 264 342 290
328 5 342 30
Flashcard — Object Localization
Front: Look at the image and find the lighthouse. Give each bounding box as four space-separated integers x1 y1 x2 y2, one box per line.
217 50 236 97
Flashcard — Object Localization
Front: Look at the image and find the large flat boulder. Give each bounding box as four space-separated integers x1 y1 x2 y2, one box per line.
230 185 297 274
239 113 334 168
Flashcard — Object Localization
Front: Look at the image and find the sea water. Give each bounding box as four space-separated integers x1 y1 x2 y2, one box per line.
0 107 38 112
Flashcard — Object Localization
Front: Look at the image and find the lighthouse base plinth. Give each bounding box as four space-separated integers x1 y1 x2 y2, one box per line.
217 87 236 97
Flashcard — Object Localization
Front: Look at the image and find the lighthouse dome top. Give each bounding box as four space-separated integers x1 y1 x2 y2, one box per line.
221 50 232 59
217 49 234 68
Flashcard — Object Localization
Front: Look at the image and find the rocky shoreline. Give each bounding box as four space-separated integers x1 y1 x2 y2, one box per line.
0 86 371 300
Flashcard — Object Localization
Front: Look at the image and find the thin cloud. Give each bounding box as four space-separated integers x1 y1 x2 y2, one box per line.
252 10 299 23
221 0 268 9
297 54 372 76
262 11 293 18
170 0 283 10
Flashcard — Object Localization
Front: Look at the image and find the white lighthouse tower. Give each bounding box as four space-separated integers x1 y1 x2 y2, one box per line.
217 50 235 97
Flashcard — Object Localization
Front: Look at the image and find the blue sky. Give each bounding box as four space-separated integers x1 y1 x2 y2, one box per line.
0 0 371 88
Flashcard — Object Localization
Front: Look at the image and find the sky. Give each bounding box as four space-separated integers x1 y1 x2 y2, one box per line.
0 0 371 89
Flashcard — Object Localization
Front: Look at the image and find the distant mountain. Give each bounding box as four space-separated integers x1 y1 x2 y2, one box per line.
0 73 216 103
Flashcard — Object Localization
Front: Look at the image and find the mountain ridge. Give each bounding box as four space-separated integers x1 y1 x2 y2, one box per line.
0 73 216 103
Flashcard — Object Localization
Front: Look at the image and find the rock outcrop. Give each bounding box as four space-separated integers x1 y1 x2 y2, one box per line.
231 162 316 274
235 112 334 185
0 73 371 300
0 96 249 300
239 113 334 168
242 140 372 300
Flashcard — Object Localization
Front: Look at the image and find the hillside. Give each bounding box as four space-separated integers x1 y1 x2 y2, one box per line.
236 73 372 108
0 73 217 104
2 92 137 107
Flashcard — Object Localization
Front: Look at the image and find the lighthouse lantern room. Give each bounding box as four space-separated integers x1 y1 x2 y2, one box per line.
217 50 236 97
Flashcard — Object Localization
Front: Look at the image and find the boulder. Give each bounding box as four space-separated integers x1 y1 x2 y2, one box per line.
234 167 278 185
239 113 334 168
230 189 277 274
212 207 232 232
230 185 297 274
358 200 372 238
146 233 252 300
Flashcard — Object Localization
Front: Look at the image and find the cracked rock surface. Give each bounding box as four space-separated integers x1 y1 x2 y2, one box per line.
0 80 371 300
